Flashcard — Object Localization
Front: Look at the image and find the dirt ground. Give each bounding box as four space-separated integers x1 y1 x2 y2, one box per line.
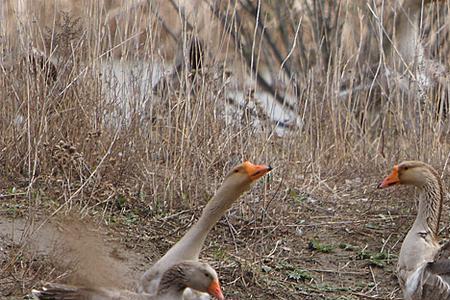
2 166 447 300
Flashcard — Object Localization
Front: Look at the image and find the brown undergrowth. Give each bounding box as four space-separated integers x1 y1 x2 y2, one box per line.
2 1 450 299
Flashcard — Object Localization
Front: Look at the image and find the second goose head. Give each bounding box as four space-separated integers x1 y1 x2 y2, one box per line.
377 161 439 189
161 261 224 300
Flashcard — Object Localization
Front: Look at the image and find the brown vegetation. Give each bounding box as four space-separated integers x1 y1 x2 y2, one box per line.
1 0 450 299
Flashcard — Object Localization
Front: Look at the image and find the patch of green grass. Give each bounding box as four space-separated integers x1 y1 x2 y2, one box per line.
115 194 127 209
274 261 314 281
365 223 379 230
14 253 24 262
308 240 335 253
357 249 390 267
289 189 309 204
181 192 189 202
138 191 147 201
6 186 17 194
287 268 314 281
212 247 228 261
338 242 357 251
124 211 139 225
6 205 18 216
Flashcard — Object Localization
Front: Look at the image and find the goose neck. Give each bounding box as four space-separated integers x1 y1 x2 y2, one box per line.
415 176 443 236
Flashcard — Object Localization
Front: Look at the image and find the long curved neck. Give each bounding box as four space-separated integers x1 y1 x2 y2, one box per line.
164 181 248 260
415 175 443 237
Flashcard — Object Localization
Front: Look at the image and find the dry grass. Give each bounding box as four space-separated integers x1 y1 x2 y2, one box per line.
1 0 450 299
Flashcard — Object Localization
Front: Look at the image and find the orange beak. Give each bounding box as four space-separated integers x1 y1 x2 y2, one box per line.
242 161 272 181
207 279 224 300
378 165 400 188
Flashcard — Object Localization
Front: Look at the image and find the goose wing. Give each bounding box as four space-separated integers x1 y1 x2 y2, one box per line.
405 259 450 300
32 283 152 300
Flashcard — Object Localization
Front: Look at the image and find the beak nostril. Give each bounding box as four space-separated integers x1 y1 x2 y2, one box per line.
251 171 261 177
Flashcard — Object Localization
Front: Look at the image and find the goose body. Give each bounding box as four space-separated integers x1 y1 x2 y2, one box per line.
138 161 272 298
378 161 450 299
31 261 224 300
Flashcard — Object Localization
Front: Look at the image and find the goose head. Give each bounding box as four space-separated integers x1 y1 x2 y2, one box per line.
377 161 438 188
216 161 272 199
205 161 272 201
182 262 224 300
221 161 272 195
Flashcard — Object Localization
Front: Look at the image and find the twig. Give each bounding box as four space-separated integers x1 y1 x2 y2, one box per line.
31 127 121 235
368 266 380 294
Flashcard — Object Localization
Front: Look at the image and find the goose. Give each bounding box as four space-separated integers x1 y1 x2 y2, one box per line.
31 260 224 300
378 160 450 299
138 161 272 297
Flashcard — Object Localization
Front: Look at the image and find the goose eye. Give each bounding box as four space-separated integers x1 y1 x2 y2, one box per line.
403 167 408 171
234 169 239 173
203 272 210 278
